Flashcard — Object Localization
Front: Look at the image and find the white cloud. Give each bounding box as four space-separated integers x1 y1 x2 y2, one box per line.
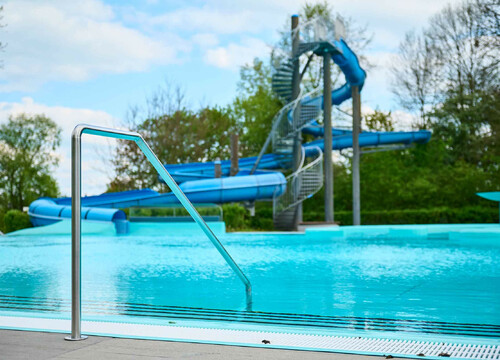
134 7 272 35
0 0 459 96
139 0 453 38
204 38 269 70
0 98 121 196
0 0 184 92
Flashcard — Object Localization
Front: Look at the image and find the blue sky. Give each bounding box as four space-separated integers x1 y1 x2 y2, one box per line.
0 0 457 195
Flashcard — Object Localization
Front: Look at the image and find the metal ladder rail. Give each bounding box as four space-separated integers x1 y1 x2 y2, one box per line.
66 124 252 341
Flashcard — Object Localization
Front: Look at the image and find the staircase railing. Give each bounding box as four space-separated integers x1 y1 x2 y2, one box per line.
271 88 322 151
269 87 324 228
66 124 252 341
250 88 321 173
273 146 323 221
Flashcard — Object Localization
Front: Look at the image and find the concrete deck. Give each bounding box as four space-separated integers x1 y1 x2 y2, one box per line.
0 329 402 360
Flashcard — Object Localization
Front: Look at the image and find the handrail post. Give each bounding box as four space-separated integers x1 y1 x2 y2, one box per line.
65 129 87 341
66 124 253 341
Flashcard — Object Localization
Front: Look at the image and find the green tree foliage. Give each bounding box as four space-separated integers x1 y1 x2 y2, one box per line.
340 0 500 224
109 107 236 192
304 139 498 218
364 110 394 132
303 101 499 222
232 59 282 156
0 114 61 210
430 89 500 166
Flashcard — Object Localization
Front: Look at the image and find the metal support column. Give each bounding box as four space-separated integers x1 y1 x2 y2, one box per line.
291 14 302 230
352 86 361 225
214 158 221 178
323 52 333 223
230 133 239 176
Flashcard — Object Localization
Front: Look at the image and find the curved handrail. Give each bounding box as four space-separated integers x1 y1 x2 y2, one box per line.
273 146 323 218
66 124 252 341
286 146 320 181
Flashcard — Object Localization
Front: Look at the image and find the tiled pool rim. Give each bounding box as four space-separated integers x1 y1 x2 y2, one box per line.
0 315 499 360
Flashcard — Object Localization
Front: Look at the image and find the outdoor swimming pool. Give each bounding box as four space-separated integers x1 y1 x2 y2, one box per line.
0 221 499 345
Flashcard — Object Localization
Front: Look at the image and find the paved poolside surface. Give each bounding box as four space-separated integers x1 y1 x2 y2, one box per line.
0 329 403 359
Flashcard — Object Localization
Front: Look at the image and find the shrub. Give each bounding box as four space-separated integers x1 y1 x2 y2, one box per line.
4 210 32 233
222 203 249 231
0 208 5 233
250 204 274 230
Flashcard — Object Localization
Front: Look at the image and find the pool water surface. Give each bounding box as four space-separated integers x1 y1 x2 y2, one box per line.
0 221 499 341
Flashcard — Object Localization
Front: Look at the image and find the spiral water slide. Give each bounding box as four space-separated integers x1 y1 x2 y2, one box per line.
29 19 430 231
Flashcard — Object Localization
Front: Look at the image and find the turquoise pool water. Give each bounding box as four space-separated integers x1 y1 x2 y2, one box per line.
0 221 499 341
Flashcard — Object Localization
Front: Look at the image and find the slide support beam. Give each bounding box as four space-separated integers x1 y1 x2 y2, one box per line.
323 52 334 223
291 14 302 230
230 134 239 176
352 86 361 225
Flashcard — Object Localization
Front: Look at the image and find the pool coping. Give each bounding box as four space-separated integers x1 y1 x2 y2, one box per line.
0 315 498 360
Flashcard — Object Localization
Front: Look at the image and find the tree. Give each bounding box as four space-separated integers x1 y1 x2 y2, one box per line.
428 0 499 99
391 0 499 168
0 114 61 210
364 110 394 132
391 0 500 128
390 31 440 128
109 104 236 192
232 58 282 157
430 89 500 166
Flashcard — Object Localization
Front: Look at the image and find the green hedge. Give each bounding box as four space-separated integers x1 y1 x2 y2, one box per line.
0 208 5 233
222 204 498 231
222 203 274 231
303 206 499 225
4 210 32 233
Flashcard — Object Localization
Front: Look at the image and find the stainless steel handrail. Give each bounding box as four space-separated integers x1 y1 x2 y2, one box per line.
65 124 252 341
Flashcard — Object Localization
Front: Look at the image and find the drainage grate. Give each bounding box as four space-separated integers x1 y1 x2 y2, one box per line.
0 315 499 360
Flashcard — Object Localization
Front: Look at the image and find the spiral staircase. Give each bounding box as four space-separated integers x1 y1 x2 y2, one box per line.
254 16 351 230
269 59 325 230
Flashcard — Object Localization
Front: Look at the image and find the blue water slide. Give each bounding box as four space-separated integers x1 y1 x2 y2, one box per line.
29 198 129 233
163 154 287 183
304 130 431 156
88 173 286 208
163 130 431 183
28 173 286 227
301 40 366 137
